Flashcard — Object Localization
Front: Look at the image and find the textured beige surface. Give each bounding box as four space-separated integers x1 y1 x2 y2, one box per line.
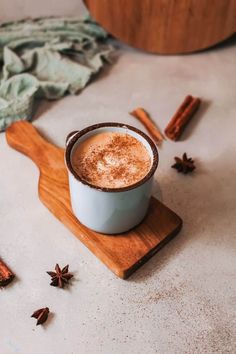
0 0 87 22
0 1 236 353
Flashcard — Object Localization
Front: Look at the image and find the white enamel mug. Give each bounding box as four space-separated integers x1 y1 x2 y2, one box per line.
65 123 158 234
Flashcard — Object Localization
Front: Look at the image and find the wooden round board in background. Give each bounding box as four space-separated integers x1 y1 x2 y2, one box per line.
84 0 236 54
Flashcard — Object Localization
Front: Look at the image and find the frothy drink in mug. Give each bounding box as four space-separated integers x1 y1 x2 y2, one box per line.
65 123 158 233
71 132 151 189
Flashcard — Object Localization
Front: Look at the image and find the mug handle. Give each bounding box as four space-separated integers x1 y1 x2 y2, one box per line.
66 130 79 147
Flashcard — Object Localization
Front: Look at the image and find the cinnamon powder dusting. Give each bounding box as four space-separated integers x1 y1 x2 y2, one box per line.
71 132 151 188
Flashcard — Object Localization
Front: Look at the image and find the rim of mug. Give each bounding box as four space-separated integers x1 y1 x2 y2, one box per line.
65 122 159 193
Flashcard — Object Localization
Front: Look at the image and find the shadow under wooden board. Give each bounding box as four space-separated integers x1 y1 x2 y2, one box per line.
6 121 182 279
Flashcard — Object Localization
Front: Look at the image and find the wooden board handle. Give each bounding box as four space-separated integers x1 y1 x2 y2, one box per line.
6 121 62 169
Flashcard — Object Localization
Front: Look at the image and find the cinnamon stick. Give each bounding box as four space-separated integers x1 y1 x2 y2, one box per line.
164 95 201 141
130 107 164 144
0 259 14 287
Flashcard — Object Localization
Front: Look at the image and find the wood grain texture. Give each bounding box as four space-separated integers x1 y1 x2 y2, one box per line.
6 121 182 279
84 0 236 54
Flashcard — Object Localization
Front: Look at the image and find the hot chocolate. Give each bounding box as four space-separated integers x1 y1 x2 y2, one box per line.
71 131 151 188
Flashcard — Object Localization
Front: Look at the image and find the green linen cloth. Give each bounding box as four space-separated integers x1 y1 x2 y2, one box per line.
0 17 113 131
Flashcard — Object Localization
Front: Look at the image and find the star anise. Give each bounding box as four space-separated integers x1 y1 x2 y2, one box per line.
47 264 73 288
31 307 49 326
172 153 195 174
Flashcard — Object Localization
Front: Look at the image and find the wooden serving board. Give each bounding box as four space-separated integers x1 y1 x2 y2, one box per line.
84 0 236 54
6 121 182 279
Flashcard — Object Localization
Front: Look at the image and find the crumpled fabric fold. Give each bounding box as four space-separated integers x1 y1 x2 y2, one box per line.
0 17 113 131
